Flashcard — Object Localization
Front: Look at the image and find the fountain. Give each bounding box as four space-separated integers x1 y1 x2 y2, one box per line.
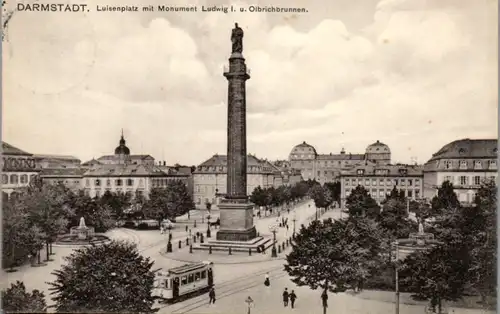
396 221 441 260
55 217 110 247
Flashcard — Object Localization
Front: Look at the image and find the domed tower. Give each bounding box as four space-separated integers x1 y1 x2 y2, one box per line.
288 141 317 180
365 140 391 165
114 130 131 164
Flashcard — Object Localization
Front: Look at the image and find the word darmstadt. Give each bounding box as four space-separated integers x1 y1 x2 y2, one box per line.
17 3 88 12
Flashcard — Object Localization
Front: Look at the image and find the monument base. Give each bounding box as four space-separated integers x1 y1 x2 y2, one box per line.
216 201 257 242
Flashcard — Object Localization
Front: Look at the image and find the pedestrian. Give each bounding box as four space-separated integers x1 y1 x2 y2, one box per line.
160 226 164 234
286 224 289 232
289 290 297 308
282 288 289 307
208 287 216 304
287 208 290 214
264 272 270 287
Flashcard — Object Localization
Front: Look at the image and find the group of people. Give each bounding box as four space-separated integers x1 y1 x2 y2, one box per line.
265 273 298 309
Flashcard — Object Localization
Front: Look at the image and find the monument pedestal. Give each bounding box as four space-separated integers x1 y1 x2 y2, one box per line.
216 201 257 241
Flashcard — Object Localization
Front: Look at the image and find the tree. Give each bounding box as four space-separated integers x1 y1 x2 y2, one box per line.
99 191 131 220
3 199 45 270
249 186 268 208
378 194 417 240
48 241 157 313
345 185 380 219
66 190 115 232
285 218 383 314
400 245 470 313
324 181 341 206
2 281 47 313
430 181 460 215
144 180 194 223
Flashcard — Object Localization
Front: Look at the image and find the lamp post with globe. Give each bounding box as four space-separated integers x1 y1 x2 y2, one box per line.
268 223 279 258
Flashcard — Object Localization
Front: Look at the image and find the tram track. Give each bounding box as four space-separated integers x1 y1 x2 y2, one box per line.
157 265 286 313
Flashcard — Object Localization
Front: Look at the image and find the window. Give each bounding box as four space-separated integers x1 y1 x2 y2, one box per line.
352 179 357 186
460 176 469 185
95 179 101 186
195 272 201 281
379 190 384 197
415 190 420 198
345 178 350 186
415 179 420 185
10 175 18 184
181 276 188 285
188 274 194 283
345 189 351 195
2 174 8 184
201 271 206 279
107 179 111 186
197 198 201 204
445 161 452 169
96 191 101 198
139 179 144 186
400 179 406 186
408 179 413 186
459 160 467 169
444 176 453 184
86 179 90 187
489 160 497 169
372 179 377 186
379 179 384 186
357 169 364 175
474 176 481 185
394 179 398 185
408 190 413 198
127 179 134 186
474 161 482 169
20 174 28 184
116 179 122 186
196 185 200 193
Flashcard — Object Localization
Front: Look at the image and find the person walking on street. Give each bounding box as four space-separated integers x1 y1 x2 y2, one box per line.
282 288 289 307
321 289 328 310
264 272 270 287
208 287 216 304
289 290 297 308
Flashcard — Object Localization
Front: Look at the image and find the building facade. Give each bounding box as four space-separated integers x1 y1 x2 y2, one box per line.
289 140 391 184
340 164 424 206
1 142 40 199
39 168 86 191
423 138 498 205
33 154 81 169
193 154 285 208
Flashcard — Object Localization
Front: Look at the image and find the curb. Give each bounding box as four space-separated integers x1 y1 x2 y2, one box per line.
159 248 288 265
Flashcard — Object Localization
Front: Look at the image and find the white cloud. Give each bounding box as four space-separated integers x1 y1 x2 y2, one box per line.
3 0 497 166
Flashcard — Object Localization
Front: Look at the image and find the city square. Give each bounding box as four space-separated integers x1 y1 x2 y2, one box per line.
2 0 497 313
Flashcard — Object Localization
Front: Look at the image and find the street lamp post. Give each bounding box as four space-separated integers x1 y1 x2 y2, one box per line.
292 212 297 237
268 224 279 258
392 240 400 314
245 296 254 314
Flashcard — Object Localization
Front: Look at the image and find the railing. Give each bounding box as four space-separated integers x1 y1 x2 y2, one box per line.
222 65 251 76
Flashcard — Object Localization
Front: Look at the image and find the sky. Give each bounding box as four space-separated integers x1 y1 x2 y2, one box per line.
2 0 498 166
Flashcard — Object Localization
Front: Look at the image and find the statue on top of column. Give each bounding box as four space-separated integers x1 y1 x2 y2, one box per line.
231 23 244 53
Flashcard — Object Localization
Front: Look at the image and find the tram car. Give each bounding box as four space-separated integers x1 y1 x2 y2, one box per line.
152 261 214 303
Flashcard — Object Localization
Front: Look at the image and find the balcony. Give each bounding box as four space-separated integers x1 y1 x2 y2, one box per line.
223 64 251 76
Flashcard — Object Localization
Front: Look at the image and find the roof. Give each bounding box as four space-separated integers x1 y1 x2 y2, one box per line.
82 158 103 166
198 154 263 167
2 142 32 156
316 153 366 161
168 262 208 275
33 154 80 161
39 168 86 177
97 154 154 161
290 141 317 155
83 164 187 177
341 164 424 177
366 140 391 153
428 138 497 161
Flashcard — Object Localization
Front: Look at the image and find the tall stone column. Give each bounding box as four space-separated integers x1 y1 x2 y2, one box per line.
216 23 257 242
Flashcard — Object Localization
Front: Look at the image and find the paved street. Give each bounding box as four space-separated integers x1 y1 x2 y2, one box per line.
3 201 493 314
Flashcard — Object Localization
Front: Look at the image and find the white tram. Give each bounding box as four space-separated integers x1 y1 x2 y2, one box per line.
152 261 214 303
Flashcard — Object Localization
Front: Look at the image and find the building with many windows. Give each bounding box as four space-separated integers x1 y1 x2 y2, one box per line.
193 154 291 208
288 140 390 184
423 138 498 205
1 142 40 199
39 168 87 191
340 164 424 206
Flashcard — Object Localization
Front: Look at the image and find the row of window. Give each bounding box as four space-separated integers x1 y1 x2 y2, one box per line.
345 188 420 199
345 178 421 187
85 189 144 198
85 178 143 187
2 174 37 185
151 178 184 187
443 175 496 186
444 160 496 170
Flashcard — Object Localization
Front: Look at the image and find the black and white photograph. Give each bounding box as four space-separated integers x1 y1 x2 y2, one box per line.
1 0 497 313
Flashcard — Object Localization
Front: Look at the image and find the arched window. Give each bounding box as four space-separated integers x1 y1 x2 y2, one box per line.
10 174 18 184
20 174 28 184
2 174 8 184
